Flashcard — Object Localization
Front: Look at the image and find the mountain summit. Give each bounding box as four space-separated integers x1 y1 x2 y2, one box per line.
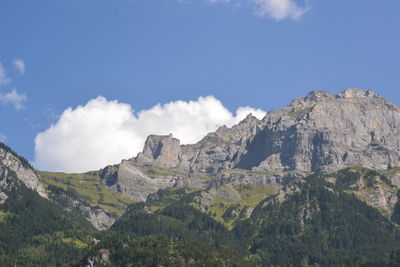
95 88 400 203
2 88 400 266
239 88 399 173
134 88 399 173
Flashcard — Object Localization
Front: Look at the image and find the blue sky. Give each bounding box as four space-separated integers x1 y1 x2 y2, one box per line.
1 0 400 172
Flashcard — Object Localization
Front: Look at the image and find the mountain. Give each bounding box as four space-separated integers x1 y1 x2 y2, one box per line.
83 172 400 266
2 88 400 266
0 142 96 266
35 88 400 227
89 88 400 209
0 141 127 230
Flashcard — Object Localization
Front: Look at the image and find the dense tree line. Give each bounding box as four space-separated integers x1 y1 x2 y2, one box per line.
78 175 400 266
234 175 400 266
0 183 95 266
2 170 400 266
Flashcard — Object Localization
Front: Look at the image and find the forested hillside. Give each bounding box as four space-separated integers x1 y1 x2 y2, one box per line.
0 181 95 266
78 173 400 266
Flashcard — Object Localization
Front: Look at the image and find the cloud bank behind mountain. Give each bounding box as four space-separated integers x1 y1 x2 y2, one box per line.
34 96 266 172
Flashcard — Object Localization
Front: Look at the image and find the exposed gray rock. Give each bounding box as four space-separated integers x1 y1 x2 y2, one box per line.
0 166 17 204
390 174 400 188
136 134 181 168
238 88 400 173
100 165 119 187
0 146 47 202
177 113 262 173
99 88 400 212
63 195 116 230
342 171 398 216
102 159 180 202
128 88 400 178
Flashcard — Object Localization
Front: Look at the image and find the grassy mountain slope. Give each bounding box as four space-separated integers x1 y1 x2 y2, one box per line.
79 171 400 266
37 170 134 216
3 137 400 266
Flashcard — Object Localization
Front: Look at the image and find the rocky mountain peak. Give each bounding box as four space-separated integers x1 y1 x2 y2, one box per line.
304 90 334 102
339 88 379 99
288 88 382 109
136 134 181 168
103 88 400 203
288 90 333 109
240 88 400 173
242 113 259 123
127 88 400 177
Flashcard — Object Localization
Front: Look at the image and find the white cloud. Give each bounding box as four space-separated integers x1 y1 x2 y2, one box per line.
34 96 266 172
207 0 309 20
13 59 25 74
0 132 6 143
252 0 308 20
0 88 27 110
0 61 10 87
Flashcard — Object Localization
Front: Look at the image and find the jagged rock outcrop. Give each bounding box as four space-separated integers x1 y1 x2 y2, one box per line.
101 159 187 202
62 194 116 230
0 166 17 204
241 88 400 173
177 113 261 173
136 134 181 168
130 88 400 176
0 144 47 203
100 88 400 213
110 159 175 201
3 88 400 230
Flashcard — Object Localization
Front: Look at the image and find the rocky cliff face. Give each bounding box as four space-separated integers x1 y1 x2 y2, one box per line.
136 134 182 168
101 88 400 205
241 88 400 173
53 191 116 230
130 88 400 175
0 144 47 203
20 88 399 228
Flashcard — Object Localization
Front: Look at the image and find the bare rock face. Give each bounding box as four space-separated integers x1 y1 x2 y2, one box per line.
177 113 262 173
0 145 47 202
58 192 116 230
114 160 161 201
102 88 400 207
132 88 400 176
102 159 179 202
237 88 400 173
0 166 16 204
136 134 181 168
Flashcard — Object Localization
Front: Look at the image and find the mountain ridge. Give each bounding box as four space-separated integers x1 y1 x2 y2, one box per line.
92 88 400 203
3 88 400 226
2 88 400 265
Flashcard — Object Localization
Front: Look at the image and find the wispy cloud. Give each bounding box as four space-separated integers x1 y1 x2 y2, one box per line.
0 59 28 110
0 88 27 110
207 0 310 21
0 132 6 143
13 58 25 74
251 0 309 20
0 61 11 86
